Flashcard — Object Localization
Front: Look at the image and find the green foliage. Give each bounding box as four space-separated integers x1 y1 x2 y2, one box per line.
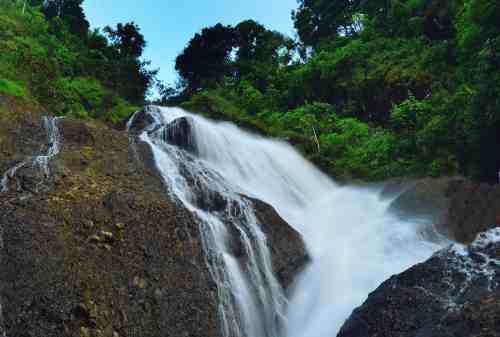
292 0 360 48
0 78 28 97
0 0 155 123
181 91 245 121
172 0 500 182
174 21 294 95
318 119 401 179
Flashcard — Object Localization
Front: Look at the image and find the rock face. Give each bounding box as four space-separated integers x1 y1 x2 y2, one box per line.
445 179 500 243
125 107 156 134
158 116 197 154
385 177 500 243
127 107 197 154
338 228 500 337
249 197 310 289
0 102 309 337
386 177 458 224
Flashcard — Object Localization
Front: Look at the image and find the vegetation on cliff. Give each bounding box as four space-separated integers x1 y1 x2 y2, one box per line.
0 0 156 123
169 0 500 183
2 0 499 182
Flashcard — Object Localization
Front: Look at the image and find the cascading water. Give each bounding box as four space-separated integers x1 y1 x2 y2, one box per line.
34 116 62 176
134 107 287 337
1 116 61 193
132 106 446 337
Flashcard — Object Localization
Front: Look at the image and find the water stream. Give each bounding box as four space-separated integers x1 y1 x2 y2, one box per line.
131 106 445 337
0 116 61 193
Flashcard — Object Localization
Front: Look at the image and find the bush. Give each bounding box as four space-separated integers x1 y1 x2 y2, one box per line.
0 78 27 97
0 1 153 124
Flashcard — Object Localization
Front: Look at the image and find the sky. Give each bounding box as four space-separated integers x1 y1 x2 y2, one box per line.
83 0 299 88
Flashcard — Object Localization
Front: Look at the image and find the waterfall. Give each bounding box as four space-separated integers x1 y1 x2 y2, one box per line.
134 107 287 337
131 106 445 337
34 116 62 176
1 116 61 193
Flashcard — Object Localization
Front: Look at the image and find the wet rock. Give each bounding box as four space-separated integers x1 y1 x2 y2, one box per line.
99 231 114 243
379 177 414 199
388 177 461 224
445 179 500 243
126 107 156 134
88 234 101 244
249 197 310 288
157 117 197 154
386 177 500 244
337 228 500 337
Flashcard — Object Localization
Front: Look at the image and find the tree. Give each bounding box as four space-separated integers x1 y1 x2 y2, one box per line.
357 0 461 40
233 20 294 88
103 22 156 104
104 22 146 58
292 0 360 48
42 0 89 37
235 20 293 64
175 23 236 93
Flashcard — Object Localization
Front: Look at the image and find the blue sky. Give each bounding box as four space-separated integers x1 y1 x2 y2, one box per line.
83 0 298 87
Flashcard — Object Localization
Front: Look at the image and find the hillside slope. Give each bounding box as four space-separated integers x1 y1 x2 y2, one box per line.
0 97 309 337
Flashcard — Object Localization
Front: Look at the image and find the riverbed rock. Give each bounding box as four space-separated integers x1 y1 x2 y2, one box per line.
0 101 308 337
337 228 500 337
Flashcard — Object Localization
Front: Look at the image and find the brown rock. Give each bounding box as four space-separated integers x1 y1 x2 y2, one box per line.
444 179 500 243
0 111 308 337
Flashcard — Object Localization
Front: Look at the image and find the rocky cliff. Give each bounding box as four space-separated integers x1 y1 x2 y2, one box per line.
339 176 500 337
338 228 500 337
0 97 309 337
385 177 500 243
446 179 500 243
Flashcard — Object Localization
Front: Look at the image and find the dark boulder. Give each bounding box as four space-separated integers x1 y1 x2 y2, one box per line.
337 228 500 337
250 197 310 288
386 177 463 241
156 117 197 154
125 107 156 134
445 179 500 243
387 177 460 224
161 149 309 290
385 177 500 244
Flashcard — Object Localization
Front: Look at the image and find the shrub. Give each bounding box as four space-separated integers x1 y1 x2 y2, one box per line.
0 78 28 97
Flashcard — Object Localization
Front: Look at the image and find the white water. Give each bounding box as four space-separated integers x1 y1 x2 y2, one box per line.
1 116 61 193
132 106 445 337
